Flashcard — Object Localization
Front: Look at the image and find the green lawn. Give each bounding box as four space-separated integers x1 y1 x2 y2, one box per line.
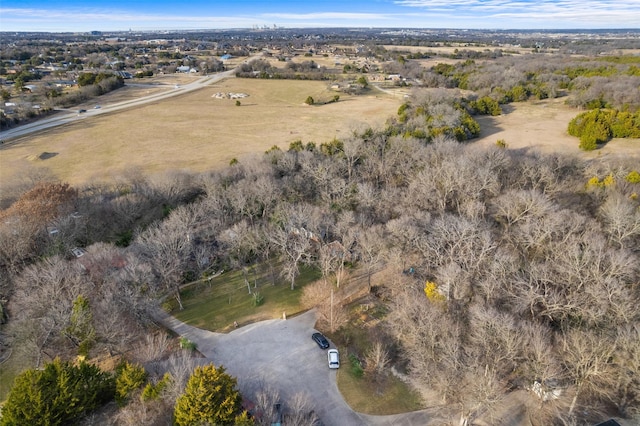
171 264 426 416
336 368 425 415
0 351 29 402
172 264 321 332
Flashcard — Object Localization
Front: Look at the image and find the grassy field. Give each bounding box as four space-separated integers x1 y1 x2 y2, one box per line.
0 352 27 402
336 368 425 415
0 77 402 188
473 97 640 160
172 264 321 332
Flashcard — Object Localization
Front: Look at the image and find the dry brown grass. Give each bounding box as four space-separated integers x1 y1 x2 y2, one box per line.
0 77 401 187
473 97 640 160
2 79 637 193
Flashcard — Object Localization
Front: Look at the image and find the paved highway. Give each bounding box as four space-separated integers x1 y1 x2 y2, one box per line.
0 69 236 142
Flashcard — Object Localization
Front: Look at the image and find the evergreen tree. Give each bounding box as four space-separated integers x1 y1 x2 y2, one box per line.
115 361 148 406
65 294 96 356
173 364 244 426
0 359 115 426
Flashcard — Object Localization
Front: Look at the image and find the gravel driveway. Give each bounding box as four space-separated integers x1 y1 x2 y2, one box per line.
158 310 430 426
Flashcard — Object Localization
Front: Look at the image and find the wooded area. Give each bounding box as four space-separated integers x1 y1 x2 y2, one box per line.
1 114 639 423
2 30 640 423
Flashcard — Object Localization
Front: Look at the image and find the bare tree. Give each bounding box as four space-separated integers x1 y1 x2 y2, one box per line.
133 206 198 309
611 325 640 417
253 384 280 426
561 329 617 418
161 351 196 406
600 192 640 249
8 256 83 366
219 221 259 294
492 189 555 228
300 280 348 332
285 392 319 426
269 221 312 290
364 340 391 378
133 332 171 364
354 225 386 291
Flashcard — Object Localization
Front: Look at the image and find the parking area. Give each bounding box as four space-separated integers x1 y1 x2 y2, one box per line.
158 310 430 426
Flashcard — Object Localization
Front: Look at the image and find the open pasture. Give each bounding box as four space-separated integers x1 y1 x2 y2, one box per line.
0 78 401 187
473 97 640 160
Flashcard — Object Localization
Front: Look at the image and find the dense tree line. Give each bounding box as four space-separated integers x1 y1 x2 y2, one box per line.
568 108 640 150
236 57 336 80
387 53 640 111
1 357 248 426
2 117 639 424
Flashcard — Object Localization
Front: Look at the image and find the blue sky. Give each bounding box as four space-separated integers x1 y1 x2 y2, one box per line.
1 0 638 32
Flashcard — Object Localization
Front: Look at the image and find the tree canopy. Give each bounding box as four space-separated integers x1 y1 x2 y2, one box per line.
173 364 244 426
0 359 115 426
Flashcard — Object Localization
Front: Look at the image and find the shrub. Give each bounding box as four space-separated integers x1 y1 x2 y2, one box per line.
603 173 616 187
115 361 148 406
179 337 197 351
305 96 314 105
569 108 640 150
252 292 264 307
471 96 502 115
141 373 172 401
349 354 364 378
626 171 640 184
424 281 446 303
587 176 602 188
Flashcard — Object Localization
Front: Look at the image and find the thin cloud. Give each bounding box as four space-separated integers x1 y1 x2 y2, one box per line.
393 0 640 27
395 0 640 14
0 8 265 30
262 12 392 21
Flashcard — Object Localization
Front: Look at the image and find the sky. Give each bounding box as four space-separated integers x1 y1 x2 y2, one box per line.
1 0 639 32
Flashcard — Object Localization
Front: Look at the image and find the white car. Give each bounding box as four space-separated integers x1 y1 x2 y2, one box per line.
328 349 339 369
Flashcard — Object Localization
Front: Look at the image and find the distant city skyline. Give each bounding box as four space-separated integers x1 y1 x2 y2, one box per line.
1 0 639 32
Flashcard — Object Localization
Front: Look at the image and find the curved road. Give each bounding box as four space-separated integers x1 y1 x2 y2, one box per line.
0 70 235 142
156 310 432 426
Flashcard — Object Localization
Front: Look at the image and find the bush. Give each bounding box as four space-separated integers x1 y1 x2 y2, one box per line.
626 170 640 184
141 373 172 401
115 361 148 406
179 337 197 351
471 96 502 116
349 354 364 378
305 96 314 105
252 292 264 307
569 108 640 150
